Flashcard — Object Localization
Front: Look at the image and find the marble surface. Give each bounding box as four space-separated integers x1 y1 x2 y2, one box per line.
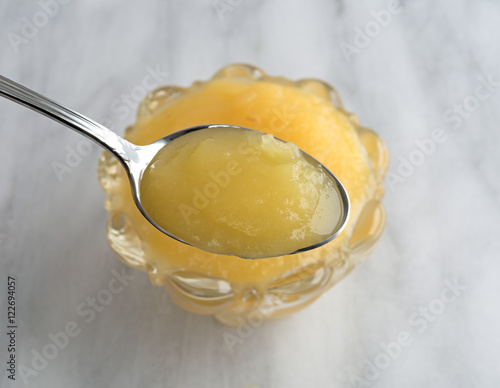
1 0 500 387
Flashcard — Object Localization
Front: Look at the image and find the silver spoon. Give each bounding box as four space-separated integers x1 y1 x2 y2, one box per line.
0 75 350 258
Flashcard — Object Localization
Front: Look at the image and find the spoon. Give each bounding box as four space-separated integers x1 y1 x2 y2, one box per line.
0 75 350 258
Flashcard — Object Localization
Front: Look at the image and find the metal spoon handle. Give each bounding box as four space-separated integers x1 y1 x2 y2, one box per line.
0 75 137 168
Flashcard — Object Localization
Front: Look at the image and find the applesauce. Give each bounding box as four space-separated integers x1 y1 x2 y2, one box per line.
98 64 388 325
140 127 344 259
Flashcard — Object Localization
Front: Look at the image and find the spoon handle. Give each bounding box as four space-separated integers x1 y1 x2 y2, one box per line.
0 75 137 168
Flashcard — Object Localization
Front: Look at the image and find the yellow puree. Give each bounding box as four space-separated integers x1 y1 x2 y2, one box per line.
140 127 342 259
115 78 372 283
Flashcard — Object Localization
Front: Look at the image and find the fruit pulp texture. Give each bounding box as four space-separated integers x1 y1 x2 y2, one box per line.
140 127 343 259
117 78 373 283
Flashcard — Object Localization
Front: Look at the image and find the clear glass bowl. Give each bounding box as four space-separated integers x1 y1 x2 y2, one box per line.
97 64 388 326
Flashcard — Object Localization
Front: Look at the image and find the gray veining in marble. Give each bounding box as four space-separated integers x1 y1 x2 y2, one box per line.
1 0 500 387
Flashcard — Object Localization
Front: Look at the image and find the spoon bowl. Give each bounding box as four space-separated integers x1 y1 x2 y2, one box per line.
0 75 350 258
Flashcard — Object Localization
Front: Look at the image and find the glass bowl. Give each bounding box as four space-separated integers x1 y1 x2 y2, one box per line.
97 64 388 326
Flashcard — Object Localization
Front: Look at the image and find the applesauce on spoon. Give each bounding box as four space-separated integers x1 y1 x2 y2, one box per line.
140 127 346 259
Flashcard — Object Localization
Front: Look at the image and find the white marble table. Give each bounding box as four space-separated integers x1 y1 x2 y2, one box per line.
1 0 499 387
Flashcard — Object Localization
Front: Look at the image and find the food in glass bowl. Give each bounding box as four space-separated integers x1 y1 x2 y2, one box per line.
97 64 388 325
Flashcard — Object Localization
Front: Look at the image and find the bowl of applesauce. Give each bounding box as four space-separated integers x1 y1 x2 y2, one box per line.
97 64 388 325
